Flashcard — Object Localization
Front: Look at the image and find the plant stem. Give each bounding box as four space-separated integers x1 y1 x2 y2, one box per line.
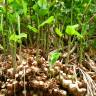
1 14 5 54
28 0 33 46
5 0 9 54
66 0 73 65
36 14 40 59
18 15 22 63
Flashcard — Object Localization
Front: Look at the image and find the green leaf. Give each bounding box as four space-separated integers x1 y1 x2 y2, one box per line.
55 28 63 37
38 8 49 16
49 51 61 65
9 33 27 43
10 0 27 15
8 0 14 3
72 24 79 30
65 24 83 39
37 0 47 9
39 16 54 27
33 2 49 16
22 0 27 15
10 1 21 12
18 33 27 39
9 34 18 42
27 25 38 33
81 23 89 36
33 4 39 12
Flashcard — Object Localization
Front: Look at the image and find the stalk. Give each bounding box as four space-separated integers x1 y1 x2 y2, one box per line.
10 26 17 96
79 0 92 65
1 14 6 55
0 14 5 77
83 0 92 22
12 41 17 96
5 0 9 54
66 0 73 65
36 14 40 59
46 25 49 57
28 0 32 46
17 15 22 63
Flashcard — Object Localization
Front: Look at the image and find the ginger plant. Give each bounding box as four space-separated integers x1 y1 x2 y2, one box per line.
65 24 83 65
9 32 27 72
48 50 61 77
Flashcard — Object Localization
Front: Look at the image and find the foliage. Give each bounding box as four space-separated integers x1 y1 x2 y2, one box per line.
39 16 54 27
27 25 38 33
33 0 48 16
9 33 27 44
65 24 83 39
0 0 96 62
48 51 61 65
0 1 96 95
55 28 63 37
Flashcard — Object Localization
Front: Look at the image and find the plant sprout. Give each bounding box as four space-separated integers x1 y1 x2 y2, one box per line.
48 50 61 67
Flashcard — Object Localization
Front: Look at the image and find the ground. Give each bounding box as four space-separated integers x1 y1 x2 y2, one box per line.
0 47 96 96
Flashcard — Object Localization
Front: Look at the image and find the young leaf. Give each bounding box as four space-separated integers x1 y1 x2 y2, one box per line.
9 33 27 43
39 16 54 27
10 0 21 13
8 0 14 3
38 8 49 16
33 4 48 16
37 0 47 9
9 34 18 42
18 33 27 39
48 51 61 65
33 4 39 13
27 25 38 33
22 0 27 15
65 24 83 39
72 24 79 29
55 28 63 37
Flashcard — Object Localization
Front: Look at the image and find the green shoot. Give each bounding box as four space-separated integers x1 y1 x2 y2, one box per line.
48 50 61 67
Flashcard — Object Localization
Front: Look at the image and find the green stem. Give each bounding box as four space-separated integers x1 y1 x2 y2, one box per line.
18 15 22 63
28 0 33 46
83 0 92 23
5 0 9 54
36 14 40 59
66 0 73 65
1 14 5 54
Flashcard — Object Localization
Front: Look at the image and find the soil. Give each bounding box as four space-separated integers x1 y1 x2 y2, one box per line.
0 47 96 96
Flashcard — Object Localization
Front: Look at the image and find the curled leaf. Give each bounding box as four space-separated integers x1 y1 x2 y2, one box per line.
39 16 54 27
65 24 83 39
27 25 38 33
55 28 63 37
48 50 61 65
